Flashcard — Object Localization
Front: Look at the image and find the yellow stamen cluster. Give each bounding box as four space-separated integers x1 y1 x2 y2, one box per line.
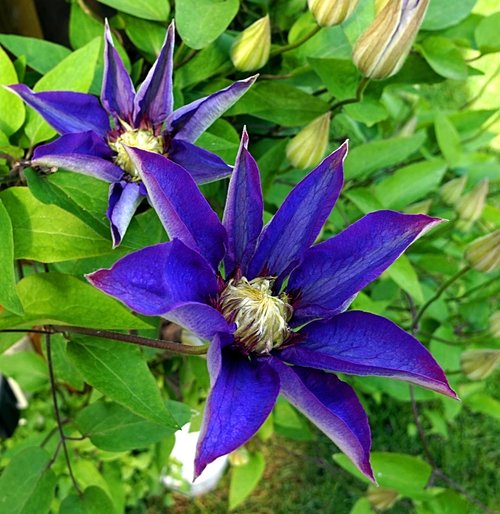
220 277 293 354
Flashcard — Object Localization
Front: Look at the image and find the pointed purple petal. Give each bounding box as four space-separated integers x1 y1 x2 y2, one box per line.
87 239 219 316
163 302 231 341
281 311 456 398
8 84 109 137
270 358 374 481
133 21 174 126
31 132 124 182
222 128 263 277
168 139 232 184
125 147 226 270
288 211 442 324
195 345 279 478
101 21 135 121
248 143 347 280
106 181 144 247
168 75 257 143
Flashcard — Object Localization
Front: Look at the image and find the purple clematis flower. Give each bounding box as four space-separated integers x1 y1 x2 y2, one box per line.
8 21 256 246
87 130 456 481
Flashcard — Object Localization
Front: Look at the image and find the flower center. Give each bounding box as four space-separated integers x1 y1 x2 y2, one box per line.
219 277 293 355
109 124 164 180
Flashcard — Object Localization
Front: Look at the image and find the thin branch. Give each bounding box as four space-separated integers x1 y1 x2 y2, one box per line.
329 77 370 112
46 332 82 495
270 25 321 57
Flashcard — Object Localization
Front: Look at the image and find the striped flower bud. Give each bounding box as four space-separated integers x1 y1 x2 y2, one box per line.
461 350 500 381
308 0 359 27
286 113 331 169
465 230 500 273
456 179 488 231
231 15 271 72
353 0 430 80
440 176 467 206
491 312 500 339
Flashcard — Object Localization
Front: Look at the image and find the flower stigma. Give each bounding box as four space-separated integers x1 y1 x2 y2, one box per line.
219 277 293 355
109 121 164 180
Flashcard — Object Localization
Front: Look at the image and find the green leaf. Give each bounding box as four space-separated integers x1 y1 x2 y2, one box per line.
308 58 361 100
229 452 266 510
0 34 71 74
345 133 426 180
463 392 500 420
419 37 468 80
423 489 469 514
0 47 24 136
67 336 177 428
274 397 312 441
176 0 239 49
0 447 57 514
60 486 117 514
0 272 151 330
0 352 47 392
0 187 112 262
49 334 85 390
345 188 384 214
474 12 500 53
96 0 169 21
374 159 447 210
350 498 374 514
422 0 476 31
333 452 432 499
344 98 388 127
123 15 167 57
75 399 176 451
0 200 23 315
228 82 330 126
69 2 103 49
25 38 101 145
434 114 462 167
385 255 424 304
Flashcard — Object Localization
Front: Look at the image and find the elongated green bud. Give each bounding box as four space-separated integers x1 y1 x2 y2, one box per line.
353 0 430 80
286 113 331 169
231 15 271 72
440 176 467 206
456 179 488 231
465 230 500 273
461 350 500 380
308 0 359 27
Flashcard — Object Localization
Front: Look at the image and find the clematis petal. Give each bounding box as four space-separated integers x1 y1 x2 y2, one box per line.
106 181 144 247
7 84 110 137
31 132 124 182
163 302 232 341
280 311 456 398
288 211 442 324
195 342 280 478
101 20 135 121
168 139 232 184
87 239 219 316
133 21 175 126
168 75 257 143
271 359 373 480
222 128 263 277
248 142 346 280
125 147 226 269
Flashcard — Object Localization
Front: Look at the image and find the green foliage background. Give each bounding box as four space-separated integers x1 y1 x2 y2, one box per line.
0 0 498 512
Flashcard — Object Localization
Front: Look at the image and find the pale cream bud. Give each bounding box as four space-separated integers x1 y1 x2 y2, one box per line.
465 230 500 273
461 350 500 380
308 0 359 27
367 486 399 511
353 0 430 80
456 179 488 231
440 176 467 206
231 16 271 72
286 113 331 169
490 312 500 339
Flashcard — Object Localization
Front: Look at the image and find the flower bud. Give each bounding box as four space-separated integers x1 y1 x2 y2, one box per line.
490 312 500 339
465 230 500 273
456 179 488 231
461 350 500 381
308 0 359 27
367 486 399 510
440 176 467 206
231 15 271 72
286 113 331 169
353 0 430 79
228 448 250 467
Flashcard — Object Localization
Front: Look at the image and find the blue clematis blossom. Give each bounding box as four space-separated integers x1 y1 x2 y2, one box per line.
87 130 456 481
8 21 256 246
